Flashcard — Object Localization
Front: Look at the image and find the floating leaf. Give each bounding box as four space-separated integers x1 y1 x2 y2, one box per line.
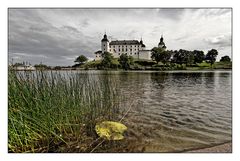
95 121 127 140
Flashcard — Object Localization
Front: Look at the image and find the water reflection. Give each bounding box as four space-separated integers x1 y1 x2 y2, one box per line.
30 70 231 152
112 71 232 152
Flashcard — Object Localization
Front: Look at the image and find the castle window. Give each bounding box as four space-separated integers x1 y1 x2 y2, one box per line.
126 49 127 51
118 53 120 55
103 44 105 47
135 53 137 55
119 49 120 52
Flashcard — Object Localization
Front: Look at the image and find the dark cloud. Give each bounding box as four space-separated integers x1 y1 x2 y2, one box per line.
157 9 186 21
201 9 231 17
80 19 90 28
8 8 232 65
8 9 99 66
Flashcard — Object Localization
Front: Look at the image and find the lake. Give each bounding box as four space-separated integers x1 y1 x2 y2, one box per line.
77 70 232 152
15 70 232 152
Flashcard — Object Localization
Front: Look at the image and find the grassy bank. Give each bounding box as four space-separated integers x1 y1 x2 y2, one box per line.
8 70 123 152
80 60 232 71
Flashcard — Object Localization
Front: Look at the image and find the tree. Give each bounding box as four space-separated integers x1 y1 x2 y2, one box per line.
193 50 205 64
13 62 24 67
220 55 231 62
151 47 171 65
185 51 194 66
161 50 172 65
34 64 49 70
118 54 134 70
101 52 114 69
129 56 134 65
151 47 165 64
205 49 218 67
172 50 183 65
74 55 88 65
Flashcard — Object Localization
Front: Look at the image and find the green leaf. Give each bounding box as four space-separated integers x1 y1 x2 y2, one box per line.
95 121 127 140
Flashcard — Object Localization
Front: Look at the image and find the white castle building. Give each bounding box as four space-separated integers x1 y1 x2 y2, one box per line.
94 33 166 61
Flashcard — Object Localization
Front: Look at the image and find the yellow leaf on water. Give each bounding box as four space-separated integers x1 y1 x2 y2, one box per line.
95 121 127 140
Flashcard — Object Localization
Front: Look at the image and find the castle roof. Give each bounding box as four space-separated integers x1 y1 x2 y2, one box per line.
94 50 102 54
101 34 109 42
158 35 166 48
109 40 141 45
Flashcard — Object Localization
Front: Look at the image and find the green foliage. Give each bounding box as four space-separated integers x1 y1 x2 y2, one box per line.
172 50 185 65
8 70 121 152
82 60 102 69
172 49 196 66
151 47 167 64
220 55 231 62
118 54 134 70
101 52 115 69
193 50 205 64
13 63 24 67
75 55 88 65
34 64 49 70
95 121 127 140
53 66 62 70
134 60 156 66
205 49 218 66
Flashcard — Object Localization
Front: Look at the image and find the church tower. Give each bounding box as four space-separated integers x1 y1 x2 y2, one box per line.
158 35 166 49
101 33 109 53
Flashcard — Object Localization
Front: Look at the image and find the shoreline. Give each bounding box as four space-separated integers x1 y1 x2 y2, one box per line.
10 68 232 71
186 142 232 153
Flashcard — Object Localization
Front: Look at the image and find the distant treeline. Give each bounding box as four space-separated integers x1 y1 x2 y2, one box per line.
10 48 231 71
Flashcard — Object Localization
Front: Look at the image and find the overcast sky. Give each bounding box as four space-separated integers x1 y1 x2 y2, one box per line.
8 8 232 66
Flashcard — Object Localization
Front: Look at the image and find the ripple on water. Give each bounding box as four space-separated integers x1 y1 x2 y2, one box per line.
117 71 231 152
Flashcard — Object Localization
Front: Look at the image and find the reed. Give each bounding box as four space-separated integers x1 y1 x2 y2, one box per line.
8 70 122 152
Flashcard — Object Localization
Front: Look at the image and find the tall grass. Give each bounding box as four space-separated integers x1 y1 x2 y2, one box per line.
8 70 122 152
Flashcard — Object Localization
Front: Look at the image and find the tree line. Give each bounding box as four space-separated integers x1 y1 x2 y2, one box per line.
151 48 230 67
74 48 231 70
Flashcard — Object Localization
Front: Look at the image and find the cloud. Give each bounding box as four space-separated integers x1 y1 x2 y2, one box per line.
204 34 231 47
157 9 187 21
9 9 100 66
8 8 232 65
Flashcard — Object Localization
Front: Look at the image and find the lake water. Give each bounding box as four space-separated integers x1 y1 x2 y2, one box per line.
19 70 232 152
83 70 232 152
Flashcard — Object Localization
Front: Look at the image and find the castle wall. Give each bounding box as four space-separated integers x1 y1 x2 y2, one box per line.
139 50 151 60
109 44 143 58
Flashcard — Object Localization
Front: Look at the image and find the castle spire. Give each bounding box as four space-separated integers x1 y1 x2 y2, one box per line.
160 34 163 42
102 31 109 42
158 34 166 49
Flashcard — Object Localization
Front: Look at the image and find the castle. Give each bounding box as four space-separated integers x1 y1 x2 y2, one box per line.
94 33 166 60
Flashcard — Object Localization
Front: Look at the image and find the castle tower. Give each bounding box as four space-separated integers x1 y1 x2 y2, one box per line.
101 33 109 53
158 35 166 49
140 37 146 49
